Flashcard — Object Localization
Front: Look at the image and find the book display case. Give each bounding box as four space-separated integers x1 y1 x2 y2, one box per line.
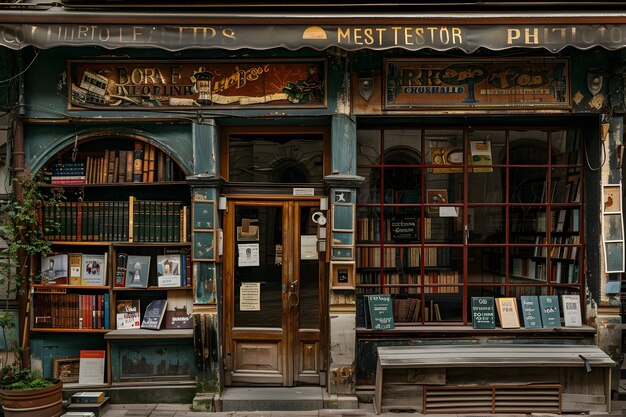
33 138 195 387
355 128 584 327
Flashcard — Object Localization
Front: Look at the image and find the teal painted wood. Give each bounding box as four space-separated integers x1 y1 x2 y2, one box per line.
331 115 357 175
193 122 217 176
30 333 106 379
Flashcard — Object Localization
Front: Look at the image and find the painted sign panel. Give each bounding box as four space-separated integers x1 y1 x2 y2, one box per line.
67 60 326 109
385 58 569 109
5 24 626 52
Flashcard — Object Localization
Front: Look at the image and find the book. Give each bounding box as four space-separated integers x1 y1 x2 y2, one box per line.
68 253 82 285
81 254 107 286
539 295 561 328
471 297 495 329
78 350 105 385
132 141 144 182
114 253 128 288
156 254 181 287
561 294 582 327
125 255 151 288
495 297 520 329
71 391 105 403
164 291 193 329
141 299 168 330
115 299 141 329
520 295 542 328
40 254 69 285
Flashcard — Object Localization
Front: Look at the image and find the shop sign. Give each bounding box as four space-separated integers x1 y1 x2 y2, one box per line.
66 59 326 109
385 58 569 110
390 219 418 241
4 23 626 52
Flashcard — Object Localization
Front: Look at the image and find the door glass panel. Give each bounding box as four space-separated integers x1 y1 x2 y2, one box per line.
234 205 283 328
299 206 320 329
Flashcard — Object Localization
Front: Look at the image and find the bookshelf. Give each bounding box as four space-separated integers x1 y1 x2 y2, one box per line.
33 139 194 385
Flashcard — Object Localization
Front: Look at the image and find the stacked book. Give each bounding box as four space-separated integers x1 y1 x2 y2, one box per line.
51 161 86 185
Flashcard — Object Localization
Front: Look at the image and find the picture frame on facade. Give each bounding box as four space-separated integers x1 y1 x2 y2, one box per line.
601 184 625 273
52 356 80 383
426 189 448 214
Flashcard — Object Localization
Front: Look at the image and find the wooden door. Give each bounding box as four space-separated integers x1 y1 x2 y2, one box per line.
223 199 326 386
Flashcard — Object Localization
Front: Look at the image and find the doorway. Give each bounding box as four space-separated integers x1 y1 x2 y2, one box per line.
223 198 327 386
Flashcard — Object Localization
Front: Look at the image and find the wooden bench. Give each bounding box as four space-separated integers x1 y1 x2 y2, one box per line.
374 344 615 414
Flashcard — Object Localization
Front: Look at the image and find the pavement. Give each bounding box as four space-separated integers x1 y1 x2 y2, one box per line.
95 401 625 417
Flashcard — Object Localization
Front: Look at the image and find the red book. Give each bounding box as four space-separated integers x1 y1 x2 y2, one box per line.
185 252 192 288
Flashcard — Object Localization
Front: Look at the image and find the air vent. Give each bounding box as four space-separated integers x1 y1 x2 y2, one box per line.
424 385 560 414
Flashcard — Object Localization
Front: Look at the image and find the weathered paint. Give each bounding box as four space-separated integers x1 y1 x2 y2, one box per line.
328 313 356 394
331 114 357 175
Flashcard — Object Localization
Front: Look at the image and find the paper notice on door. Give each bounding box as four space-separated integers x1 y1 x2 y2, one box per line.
301 235 318 260
240 282 261 311
238 243 260 267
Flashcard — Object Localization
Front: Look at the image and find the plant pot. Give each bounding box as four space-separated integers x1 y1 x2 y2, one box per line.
0 380 63 417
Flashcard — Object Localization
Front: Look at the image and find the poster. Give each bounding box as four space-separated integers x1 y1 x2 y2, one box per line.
238 244 260 267
300 235 318 260
240 282 261 311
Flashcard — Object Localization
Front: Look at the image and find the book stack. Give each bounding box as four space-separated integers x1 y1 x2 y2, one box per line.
32 292 110 330
51 161 86 185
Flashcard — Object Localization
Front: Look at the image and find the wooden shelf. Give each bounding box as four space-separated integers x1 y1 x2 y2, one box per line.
42 181 189 188
31 284 109 290
31 328 110 333
112 286 192 292
50 241 190 246
105 328 193 340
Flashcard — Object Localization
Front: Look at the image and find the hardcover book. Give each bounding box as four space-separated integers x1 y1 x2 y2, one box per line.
125 255 151 288
78 350 105 385
520 295 542 328
40 254 69 285
141 299 168 330
115 299 141 329
539 295 561 328
68 253 82 285
165 291 193 329
114 253 128 288
471 297 495 329
81 254 107 286
495 297 520 329
71 391 105 403
156 254 181 287
561 294 582 327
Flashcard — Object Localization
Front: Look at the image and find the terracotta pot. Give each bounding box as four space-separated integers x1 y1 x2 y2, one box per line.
0 380 63 417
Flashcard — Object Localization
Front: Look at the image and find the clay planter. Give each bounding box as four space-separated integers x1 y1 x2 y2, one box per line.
0 380 63 417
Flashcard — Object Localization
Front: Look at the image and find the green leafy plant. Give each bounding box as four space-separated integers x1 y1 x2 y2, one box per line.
0 172 63 389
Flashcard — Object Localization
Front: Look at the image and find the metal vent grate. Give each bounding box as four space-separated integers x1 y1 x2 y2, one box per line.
424 385 560 414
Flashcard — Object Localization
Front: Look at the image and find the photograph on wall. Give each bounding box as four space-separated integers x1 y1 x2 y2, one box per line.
426 189 448 214
40 254 68 285
603 185 622 213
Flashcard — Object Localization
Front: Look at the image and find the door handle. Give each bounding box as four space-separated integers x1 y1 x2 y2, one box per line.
288 280 299 307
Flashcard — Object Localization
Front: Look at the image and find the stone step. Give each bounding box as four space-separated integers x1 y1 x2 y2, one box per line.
218 387 327 411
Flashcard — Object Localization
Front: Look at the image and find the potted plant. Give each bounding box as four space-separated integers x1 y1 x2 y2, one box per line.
0 172 64 416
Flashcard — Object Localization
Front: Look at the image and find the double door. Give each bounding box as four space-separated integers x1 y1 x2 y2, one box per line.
223 199 326 386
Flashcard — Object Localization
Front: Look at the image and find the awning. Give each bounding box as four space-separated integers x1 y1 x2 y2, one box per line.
2 9 626 52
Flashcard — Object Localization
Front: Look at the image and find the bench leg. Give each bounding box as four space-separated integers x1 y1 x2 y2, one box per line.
374 361 382 414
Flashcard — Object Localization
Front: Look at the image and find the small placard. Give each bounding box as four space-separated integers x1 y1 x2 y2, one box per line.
240 282 261 311
293 187 315 196
539 295 561 328
520 295 542 328
391 219 418 241
365 294 395 330
471 297 495 329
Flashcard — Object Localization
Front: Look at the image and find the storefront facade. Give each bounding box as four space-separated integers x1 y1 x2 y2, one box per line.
0 1 624 411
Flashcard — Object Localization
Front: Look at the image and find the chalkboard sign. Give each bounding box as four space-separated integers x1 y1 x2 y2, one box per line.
471 297 495 329
539 295 561 328
365 294 395 330
391 219 419 241
520 295 542 328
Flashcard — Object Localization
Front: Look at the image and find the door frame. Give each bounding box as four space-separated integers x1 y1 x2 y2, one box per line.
222 195 328 386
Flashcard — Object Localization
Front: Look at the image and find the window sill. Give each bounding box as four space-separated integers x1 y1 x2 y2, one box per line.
357 324 596 336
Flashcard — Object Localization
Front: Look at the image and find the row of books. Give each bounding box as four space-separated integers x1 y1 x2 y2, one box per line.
356 246 449 268
41 253 107 286
114 252 192 289
358 271 460 294
32 292 110 330
392 298 442 323
116 292 192 330
41 198 190 243
52 142 181 185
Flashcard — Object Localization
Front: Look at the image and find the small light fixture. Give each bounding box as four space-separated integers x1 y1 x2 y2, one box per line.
218 196 227 210
587 70 603 96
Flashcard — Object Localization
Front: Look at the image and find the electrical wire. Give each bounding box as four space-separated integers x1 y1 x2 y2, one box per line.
584 133 607 171
0 49 39 85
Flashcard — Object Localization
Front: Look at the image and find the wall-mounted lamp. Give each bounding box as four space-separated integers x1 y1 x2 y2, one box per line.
320 196 328 211
587 70 604 96
218 196 227 211
600 122 610 141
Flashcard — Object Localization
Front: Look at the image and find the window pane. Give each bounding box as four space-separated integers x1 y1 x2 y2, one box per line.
509 130 548 165
468 246 504 284
229 133 323 183
383 130 421 164
357 130 381 166
468 167 505 203
551 130 581 166
510 167 548 204
468 206 505 244
358 166 378 204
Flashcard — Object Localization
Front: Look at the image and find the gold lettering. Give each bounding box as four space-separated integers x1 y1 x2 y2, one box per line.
391 27 401 45
133 26 142 41
364 28 374 45
524 28 539 44
222 28 236 44
507 28 521 44
77 25 89 40
376 28 385 45
337 27 350 43
404 27 413 45
452 27 462 44
426 27 437 42
415 28 425 45
353 28 363 45
171 66 182 84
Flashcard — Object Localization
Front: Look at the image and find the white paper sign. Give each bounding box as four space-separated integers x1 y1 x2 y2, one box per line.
301 235 318 260
562 295 582 327
238 244 260 267
240 282 261 311
440 207 459 217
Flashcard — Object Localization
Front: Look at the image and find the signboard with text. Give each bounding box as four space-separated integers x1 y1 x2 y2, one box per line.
67 60 326 110
385 58 569 110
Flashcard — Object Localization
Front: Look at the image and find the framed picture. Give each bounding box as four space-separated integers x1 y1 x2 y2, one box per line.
330 261 356 290
426 189 448 214
52 356 80 383
193 231 216 261
603 185 622 214
193 200 216 230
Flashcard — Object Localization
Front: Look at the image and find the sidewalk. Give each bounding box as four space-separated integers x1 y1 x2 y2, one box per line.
98 401 625 417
